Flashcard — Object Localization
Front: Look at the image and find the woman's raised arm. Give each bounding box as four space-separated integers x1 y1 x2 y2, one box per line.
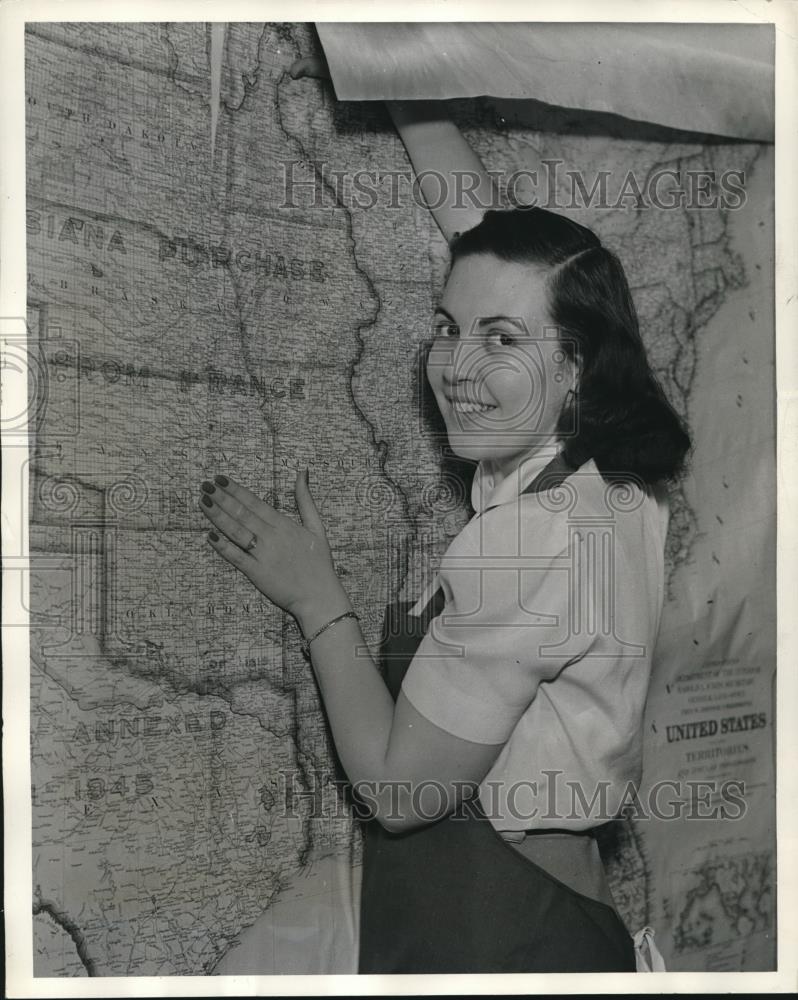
290 55 501 242
385 100 500 242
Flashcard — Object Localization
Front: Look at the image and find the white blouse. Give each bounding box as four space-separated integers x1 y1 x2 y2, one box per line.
402 444 669 834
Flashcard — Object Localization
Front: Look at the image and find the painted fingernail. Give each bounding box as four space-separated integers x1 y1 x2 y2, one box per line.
201 481 215 493
214 475 229 487
207 531 219 542
201 494 213 507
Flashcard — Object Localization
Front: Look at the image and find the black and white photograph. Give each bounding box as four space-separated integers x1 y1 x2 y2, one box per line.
2 0 795 994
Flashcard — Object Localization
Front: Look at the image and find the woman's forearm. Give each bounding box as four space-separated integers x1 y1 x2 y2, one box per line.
386 99 501 242
293 584 396 804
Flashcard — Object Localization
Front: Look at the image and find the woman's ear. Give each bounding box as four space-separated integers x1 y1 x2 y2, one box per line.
570 350 583 394
563 354 579 396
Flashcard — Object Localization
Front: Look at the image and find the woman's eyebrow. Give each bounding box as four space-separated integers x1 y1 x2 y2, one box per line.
433 307 528 333
478 315 528 332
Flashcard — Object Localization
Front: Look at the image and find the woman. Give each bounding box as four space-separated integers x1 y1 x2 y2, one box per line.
199 63 690 973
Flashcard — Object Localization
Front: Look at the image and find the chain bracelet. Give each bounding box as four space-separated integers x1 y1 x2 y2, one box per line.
299 611 359 662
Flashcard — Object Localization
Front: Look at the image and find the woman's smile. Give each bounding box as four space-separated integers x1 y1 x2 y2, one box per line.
445 394 498 415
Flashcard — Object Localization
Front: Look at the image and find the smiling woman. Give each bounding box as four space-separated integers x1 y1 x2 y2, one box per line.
200 61 690 974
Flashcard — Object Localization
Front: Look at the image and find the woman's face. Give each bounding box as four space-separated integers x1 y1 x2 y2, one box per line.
426 253 576 474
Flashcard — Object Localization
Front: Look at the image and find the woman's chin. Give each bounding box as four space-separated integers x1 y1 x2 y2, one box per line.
446 436 523 462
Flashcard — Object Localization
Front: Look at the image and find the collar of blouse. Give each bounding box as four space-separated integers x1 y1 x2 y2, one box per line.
408 436 563 618
470 436 562 515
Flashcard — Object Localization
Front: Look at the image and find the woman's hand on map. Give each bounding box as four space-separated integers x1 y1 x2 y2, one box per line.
288 54 330 81
199 471 349 625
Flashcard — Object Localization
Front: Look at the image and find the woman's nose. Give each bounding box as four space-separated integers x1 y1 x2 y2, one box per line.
430 338 488 388
448 343 492 382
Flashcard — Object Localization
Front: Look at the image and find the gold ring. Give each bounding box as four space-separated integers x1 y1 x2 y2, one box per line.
244 532 257 553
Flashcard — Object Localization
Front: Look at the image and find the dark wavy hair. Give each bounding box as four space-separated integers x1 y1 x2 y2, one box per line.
446 207 692 485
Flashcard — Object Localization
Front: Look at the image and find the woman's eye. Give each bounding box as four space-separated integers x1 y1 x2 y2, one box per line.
433 323 459 338
490 330 516 347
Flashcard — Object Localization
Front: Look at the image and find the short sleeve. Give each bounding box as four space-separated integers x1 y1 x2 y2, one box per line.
401 506 593 745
